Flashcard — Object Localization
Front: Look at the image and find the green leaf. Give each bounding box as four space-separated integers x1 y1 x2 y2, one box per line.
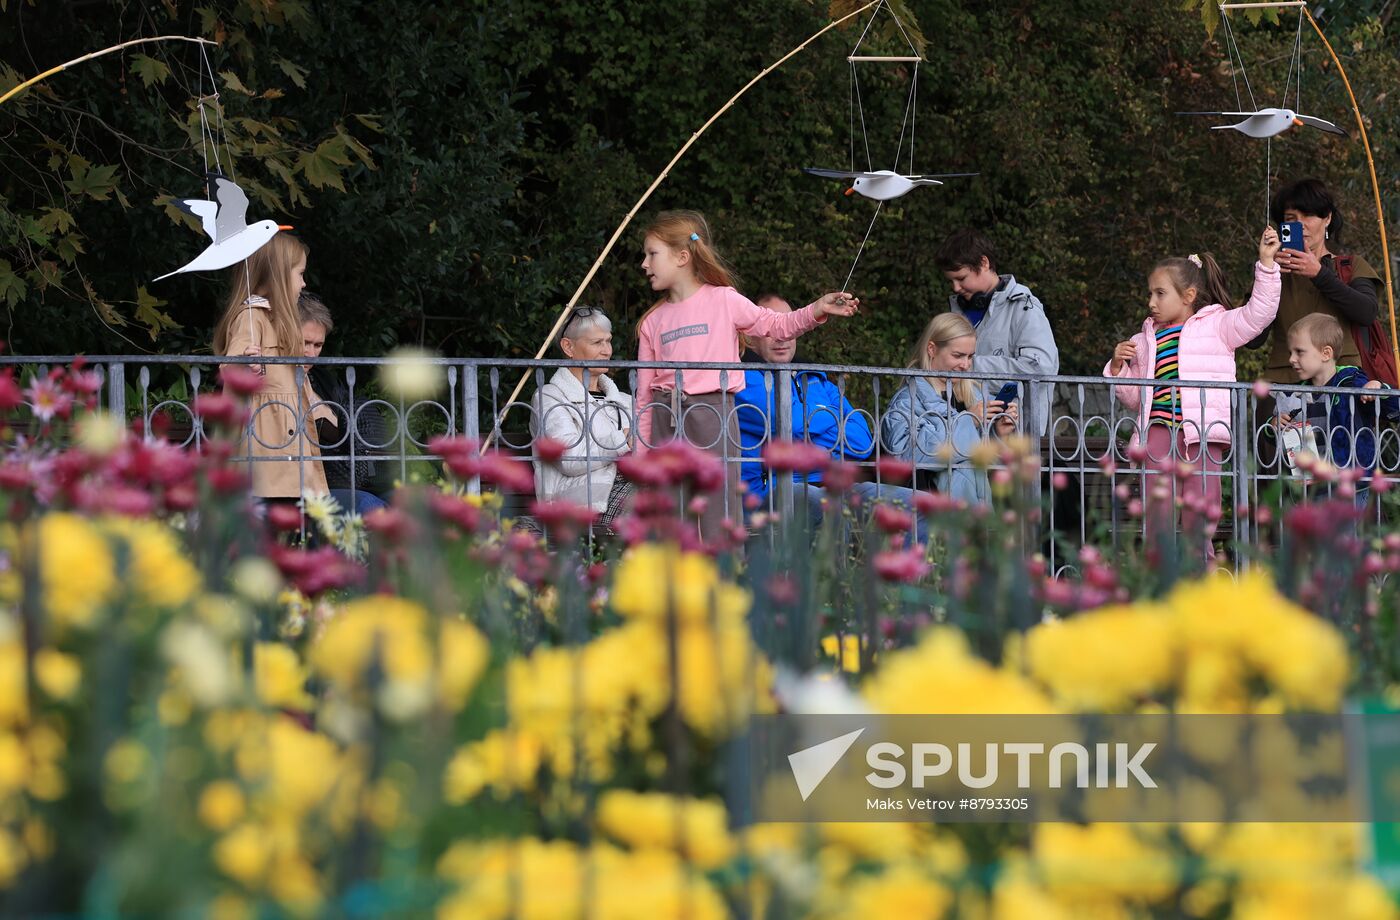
0 260 27 308
353 114 384 133
221 71 256 96
135 286 181 339
129 54 171 89
55 234 86 265
275 57 309 89
26 260 61 292
336 124 376 170
65 164 119 201
37 207 75 235
297 137 352 191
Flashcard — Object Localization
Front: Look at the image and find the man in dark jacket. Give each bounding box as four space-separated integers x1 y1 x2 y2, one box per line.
735 293 874 521
299 293 393 515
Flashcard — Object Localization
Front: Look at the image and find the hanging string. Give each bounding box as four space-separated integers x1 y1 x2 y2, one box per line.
1281 6 1305 111
891 63 918 172
1220 9 1257 111
909 61 917 175
848 61 856 173
841 201 883 294
852 63 872 171
1266 136 1272 227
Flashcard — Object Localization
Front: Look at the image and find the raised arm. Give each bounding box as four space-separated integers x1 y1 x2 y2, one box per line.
1218 261 1283 349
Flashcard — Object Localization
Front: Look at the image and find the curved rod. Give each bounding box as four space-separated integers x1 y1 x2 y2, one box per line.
485 0 887 451
0 35 218 108
1304 10 1398 375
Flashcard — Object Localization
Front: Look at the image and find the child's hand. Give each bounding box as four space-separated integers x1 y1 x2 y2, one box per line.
242 345 265 376
1110 341 1137 375
1258 225 1281 267
1361 379 1384 403
816 292 860 318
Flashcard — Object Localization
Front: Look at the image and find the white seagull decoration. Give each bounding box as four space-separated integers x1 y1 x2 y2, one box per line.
154 173 287 281
803 167 978 202
1176 107 1347 140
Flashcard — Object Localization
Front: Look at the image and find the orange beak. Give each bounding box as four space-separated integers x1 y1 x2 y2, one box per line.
1293 118 1304 127
278 224 294 231
844 187 855 196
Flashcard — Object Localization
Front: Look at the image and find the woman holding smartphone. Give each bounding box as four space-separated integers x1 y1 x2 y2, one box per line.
1251 178 1387 435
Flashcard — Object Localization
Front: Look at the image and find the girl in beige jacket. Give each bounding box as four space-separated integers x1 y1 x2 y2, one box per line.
212 233 333 500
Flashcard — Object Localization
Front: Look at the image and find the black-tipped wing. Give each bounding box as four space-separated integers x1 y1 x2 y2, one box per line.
1176 111 1260 117
1295 113 1347 137
803 167 869 180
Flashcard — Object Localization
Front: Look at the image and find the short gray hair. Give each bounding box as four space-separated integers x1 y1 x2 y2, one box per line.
560 307 612 343
298 291 334 333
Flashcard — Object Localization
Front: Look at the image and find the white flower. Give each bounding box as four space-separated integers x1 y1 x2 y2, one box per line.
301 491 342 540
76 412 125 455
229 557 282 605
379 347 444 401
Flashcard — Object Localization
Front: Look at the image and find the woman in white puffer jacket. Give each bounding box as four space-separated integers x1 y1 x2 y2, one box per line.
531 307 634 520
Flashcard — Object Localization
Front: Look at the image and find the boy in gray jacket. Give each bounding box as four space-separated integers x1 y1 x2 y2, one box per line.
935 229 1060 436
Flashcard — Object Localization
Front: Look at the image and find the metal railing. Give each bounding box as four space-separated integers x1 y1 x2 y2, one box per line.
5 354 1397 570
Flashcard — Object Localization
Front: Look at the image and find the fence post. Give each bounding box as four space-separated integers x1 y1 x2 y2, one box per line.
107 361 126 421
775 367 794 521
463 363 481 496
1233 384 1251 559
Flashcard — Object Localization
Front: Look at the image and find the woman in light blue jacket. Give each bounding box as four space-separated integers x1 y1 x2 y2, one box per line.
882 313 1018 506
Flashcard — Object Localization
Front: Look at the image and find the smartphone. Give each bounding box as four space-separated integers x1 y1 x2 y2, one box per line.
1279 220 1306 252
993 382 1019 404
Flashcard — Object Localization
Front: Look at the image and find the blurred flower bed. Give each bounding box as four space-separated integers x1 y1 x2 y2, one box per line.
0 358 1396 918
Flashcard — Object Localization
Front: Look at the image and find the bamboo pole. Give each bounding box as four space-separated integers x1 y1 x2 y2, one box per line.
0 36 217 108
484 0 883 451
1303 9 1399 378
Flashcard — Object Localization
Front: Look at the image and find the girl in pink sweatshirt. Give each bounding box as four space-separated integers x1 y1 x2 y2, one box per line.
1105 227 1281 554
635 209 858 544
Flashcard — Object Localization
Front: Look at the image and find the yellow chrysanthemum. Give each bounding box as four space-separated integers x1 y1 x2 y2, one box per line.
254 642 313 710
198 780 246 831
595 791 736 869
863 628 1056 715
611 544 751 625
102 516 201 608
37 513 115 628
33 648 81 700
1025 603 1176 710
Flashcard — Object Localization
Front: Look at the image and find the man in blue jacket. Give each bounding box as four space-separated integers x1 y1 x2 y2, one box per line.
735 293 874 522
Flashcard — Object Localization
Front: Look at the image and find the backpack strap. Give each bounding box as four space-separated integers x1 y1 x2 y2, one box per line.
1335 254 1354 286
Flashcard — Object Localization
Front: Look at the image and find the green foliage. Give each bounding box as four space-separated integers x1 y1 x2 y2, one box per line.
0 0 1395 379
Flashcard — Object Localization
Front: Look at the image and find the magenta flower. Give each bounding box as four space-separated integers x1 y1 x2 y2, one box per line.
872 503 913 534
478 452 535 493
873 547 930 583
761 440 830 475
219 365 265 397
874 457 914 483
534 437 568 464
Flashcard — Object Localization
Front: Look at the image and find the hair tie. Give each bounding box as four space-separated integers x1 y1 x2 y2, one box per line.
1188 253 1202 268
689 232 700 242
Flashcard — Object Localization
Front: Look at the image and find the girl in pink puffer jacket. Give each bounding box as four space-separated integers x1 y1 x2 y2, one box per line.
1105 227 1281 552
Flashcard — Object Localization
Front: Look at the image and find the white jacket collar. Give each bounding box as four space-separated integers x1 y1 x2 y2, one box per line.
547 365 619 402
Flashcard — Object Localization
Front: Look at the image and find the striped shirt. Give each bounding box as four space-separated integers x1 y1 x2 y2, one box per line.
1149 324 1184 427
